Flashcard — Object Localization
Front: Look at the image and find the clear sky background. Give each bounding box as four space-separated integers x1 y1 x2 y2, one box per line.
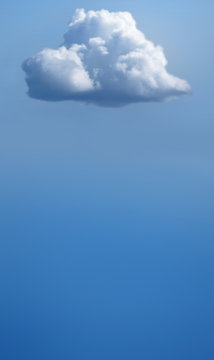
0 1 214 359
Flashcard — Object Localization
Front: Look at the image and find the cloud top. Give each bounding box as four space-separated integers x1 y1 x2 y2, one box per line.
22 9 191 107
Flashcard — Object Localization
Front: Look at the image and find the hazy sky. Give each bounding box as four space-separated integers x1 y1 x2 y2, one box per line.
1 1 214 359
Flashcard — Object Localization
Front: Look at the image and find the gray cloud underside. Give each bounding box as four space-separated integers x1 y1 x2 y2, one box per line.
22 9 191 107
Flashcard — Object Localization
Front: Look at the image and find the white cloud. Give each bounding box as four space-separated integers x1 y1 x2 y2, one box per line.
22 9 191 107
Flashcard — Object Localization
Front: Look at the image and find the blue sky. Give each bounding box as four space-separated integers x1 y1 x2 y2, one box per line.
1 1 214 359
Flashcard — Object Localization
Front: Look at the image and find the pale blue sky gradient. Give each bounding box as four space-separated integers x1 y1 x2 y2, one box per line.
0 1 214 359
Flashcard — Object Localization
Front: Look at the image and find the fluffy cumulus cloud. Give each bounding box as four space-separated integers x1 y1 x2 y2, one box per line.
22 9 191 107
